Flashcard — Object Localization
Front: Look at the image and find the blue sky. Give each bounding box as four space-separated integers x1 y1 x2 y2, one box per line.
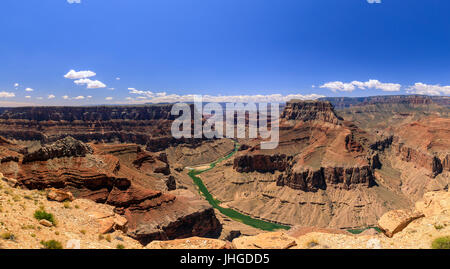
0 0 449 105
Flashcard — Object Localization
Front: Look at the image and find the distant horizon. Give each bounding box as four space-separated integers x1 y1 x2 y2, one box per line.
0 94 447 108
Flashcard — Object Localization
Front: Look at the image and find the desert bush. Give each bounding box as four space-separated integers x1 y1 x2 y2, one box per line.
1 232 14 240
34 208 56 225
40 240 63 249
432 236 450 249
63 201 71 209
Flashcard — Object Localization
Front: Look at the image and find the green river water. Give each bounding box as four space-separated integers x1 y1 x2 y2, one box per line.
188 143 290 231
187 143 377 234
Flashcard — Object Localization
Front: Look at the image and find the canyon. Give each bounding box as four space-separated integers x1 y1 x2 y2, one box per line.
0 95 448 248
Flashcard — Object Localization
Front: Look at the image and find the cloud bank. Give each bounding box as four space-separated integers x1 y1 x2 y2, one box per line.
64 70 96 79
407 83 450 96
320 79 401 92
0 92 15 98
126 89 324 104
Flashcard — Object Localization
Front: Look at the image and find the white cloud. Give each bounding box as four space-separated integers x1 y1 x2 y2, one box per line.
406 83 450 96
109 88 115 90
48 94 56 99
74 96 85 100
64 70 96 79
116 77 121 80
125 91 325 104
67 0 81 4
25 96 31 99
320 79 401 92
25 88 34 92
36 97 43 100
14 83 19 88
129 88 154 97
64 69 106 89
320 81 356 92
105 97 113 100
62 95 69 100
0 91 15 98
367 0 381 3
87 96 92 99
74 78 107 89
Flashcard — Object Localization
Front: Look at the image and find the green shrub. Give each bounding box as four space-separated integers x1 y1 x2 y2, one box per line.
34 209 56 225
116 244 125 249
1 232 14 240
40 240 63 249
63 201 71 209
432 236 450 249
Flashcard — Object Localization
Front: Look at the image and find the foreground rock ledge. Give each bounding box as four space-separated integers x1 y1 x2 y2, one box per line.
377 210 424 238
144 191 449 249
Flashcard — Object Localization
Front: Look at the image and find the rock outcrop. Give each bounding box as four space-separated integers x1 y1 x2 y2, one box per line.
233 154 289 173
22 136 93 163
47 188 74 202
0 136 222 246
233 100 377 192
281 100 341 124
276 165 376 192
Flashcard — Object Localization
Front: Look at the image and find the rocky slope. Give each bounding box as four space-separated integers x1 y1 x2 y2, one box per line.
0 136 222 245
0 179 143 249
145 190 450 249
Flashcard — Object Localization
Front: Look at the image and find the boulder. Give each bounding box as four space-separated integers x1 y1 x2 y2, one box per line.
113 215 128 232
47 188 74 202
39 219 53 227
97 215 128 234
165 175 176 191
231 232 297 249
378 210 424 238
98 218 115 234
